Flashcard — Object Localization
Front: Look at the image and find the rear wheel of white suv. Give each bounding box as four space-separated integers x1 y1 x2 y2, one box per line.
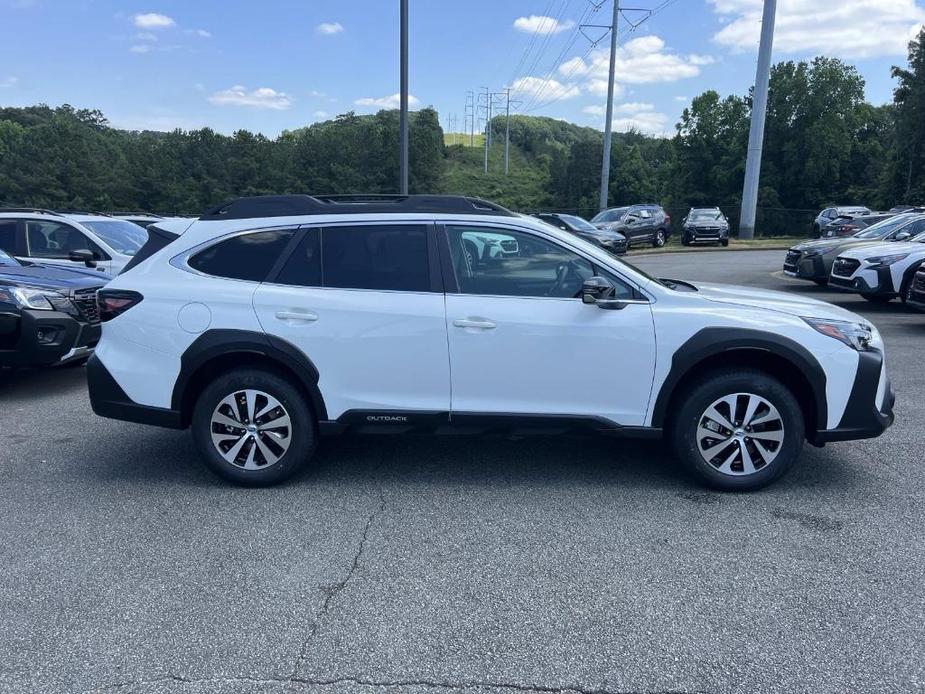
669 369 804 491
191 368 317 486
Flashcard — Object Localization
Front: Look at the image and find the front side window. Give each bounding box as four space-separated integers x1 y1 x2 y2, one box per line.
0 219 18 255
80 220 147 255
25 221 105 260
447 225 634 300
320 225 430 292
189 229 295 282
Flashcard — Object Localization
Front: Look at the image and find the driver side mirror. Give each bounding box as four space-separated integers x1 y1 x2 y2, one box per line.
582 276 627 310
69 249 97 268
895 231 911 241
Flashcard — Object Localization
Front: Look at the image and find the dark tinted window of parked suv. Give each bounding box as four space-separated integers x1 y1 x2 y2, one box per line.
0 220 17 254
321 225 429 292
274 228 321 287
189 229 295 282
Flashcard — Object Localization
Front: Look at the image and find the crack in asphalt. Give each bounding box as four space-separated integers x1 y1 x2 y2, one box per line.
86 672 707 694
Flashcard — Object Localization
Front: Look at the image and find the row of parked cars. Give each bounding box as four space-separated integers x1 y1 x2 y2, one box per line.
0 209 189 368
785 210 925 309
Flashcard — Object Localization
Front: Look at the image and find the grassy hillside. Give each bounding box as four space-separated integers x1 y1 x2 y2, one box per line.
439 141 551 211
443 132 484 147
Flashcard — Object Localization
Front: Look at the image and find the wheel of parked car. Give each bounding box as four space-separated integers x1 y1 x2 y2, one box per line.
812 278 829 287
191 368 317 486
653 229 667 248
463 240 479 269
681 235 691 246
720 239 729 247
668 369 804 492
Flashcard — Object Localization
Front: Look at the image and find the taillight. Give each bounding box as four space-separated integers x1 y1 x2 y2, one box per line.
97 289 143 322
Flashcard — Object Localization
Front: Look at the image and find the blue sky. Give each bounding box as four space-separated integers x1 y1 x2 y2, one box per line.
1 0 924 137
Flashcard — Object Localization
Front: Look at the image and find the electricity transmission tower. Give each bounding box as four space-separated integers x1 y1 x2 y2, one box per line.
464 90 475 147
480 87 491 174
739 0 777 239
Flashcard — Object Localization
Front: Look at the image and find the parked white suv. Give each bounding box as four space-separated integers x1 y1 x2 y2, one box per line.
829 230 925 303
87 195 894 490
0 209 152 275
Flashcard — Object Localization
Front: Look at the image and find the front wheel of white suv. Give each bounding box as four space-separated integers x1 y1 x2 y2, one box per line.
191 368 317 486
669 369 805 491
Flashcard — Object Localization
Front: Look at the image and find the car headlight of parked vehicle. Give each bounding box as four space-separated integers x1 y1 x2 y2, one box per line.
0 286 77 314
803 317 876 351
866 253 909 268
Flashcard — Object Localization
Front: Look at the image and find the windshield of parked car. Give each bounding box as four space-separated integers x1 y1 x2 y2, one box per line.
689 210 724 222
79 220 147 255
0 247 22 267
852 213 915 239
591 207 629 223
559 214 598 231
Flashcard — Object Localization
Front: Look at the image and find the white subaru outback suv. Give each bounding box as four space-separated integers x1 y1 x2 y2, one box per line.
829 229 925 304
87 195 894 490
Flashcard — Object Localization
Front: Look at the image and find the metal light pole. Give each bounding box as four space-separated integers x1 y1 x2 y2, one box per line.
739 0 777 239
399 0 409 195
598 0 620 212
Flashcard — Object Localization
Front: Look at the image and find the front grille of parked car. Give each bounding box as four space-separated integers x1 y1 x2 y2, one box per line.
832 257 861 277
694 226 720 235
500 240 518 252
71 288 101 323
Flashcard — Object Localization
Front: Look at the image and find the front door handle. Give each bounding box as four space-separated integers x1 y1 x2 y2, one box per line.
453 318 496 330
275 310 318 323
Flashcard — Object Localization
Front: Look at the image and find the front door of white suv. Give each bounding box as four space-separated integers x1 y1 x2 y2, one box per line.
22 219 112 274
443 224 656 426
252 223 451 420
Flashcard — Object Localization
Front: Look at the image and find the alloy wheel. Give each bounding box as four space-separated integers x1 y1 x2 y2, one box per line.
695 393 784 476
209 389 292 470
655 230 666 247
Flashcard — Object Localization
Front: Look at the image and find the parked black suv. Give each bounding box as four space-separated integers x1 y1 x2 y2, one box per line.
590 204 671 248
0 248 105 368
534 213 627 255
907 265 925 311
681 208 730 246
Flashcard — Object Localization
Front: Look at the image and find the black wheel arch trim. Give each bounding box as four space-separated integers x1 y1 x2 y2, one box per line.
650 327 828 432
172 329 328 423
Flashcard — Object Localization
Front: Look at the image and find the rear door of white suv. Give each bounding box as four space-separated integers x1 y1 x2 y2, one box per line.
252 222 451 420
441 223 656 426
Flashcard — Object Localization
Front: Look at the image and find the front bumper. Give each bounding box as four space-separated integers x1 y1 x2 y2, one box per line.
684 229 727 244
783 253 828 280
812 350 894 444
829 266 896 296
0 309 100 368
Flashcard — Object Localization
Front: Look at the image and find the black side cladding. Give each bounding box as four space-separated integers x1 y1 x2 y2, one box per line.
119 224 180 274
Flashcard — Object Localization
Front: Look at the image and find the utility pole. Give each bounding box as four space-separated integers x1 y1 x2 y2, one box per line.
481 87 491 174
464 91 475 147
739 0 777 239
598 0 620 212
399 0 409 195
503 89 511 176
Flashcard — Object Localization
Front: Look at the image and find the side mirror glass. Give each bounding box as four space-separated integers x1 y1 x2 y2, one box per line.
69 249 96 267
582 276 626 310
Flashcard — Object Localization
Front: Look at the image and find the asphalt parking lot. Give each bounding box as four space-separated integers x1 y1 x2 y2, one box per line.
1 249 923 694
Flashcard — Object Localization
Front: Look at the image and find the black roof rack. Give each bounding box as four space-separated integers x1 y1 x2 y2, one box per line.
0 207 63 216
199 194 517 221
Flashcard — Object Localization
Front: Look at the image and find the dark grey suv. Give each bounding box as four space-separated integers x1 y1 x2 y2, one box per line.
591 204 671 248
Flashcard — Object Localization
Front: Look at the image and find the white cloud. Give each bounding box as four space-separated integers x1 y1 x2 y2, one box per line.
613 103 670 136
354 93 421 109
583 104 606 116
135 31 158 42
510 76 581 101
0 76 17 88
674 95 689 102
129 44 152 54
133 12 175 29
316 22 344 35
513 15 576 35
208 86 293 110
709 0 925 58
186 28 211 38
314 111 329 119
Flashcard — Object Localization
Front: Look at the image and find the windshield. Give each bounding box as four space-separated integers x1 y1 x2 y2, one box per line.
0 247 22 267
559 214 598 232
80 220 147 255
853 214 916 239
689 210 724 222
591 207 629 223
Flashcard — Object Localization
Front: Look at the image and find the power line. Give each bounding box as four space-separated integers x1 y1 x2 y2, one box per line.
506 0 558 89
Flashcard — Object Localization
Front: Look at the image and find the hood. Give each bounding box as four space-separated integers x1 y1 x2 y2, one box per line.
0 263 108 291
585 228 626 241
792 237 883 255
692 282 865 322
839 240 925 260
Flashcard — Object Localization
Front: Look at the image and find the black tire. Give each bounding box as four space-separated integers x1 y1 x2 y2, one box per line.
861 294 892 303
681 235 691 247
191 368 317 487
668 369 805 492
652 229 667 248
812 278 829 287
812 224 821 238
720 238 729 247
900 274 917 305
61 356 90 368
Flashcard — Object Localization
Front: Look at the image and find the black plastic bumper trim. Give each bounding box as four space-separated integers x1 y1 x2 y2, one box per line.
0 310 99 368
87 354 184 429
811 350 894 444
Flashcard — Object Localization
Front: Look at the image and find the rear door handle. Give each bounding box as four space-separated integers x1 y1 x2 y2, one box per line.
275 310 318 323
453 318 496 330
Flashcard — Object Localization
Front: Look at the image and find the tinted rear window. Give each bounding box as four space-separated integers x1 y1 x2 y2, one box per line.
275 229 321 287
189 230 294 282
321 225 429 292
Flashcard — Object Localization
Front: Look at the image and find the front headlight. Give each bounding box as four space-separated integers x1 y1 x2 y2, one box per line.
0 286 63 310
867 253 909 268
804 317 875 351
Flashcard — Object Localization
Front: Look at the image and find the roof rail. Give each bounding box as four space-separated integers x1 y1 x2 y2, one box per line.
0 207 63 216
57 210 113 217
200 194 517 221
